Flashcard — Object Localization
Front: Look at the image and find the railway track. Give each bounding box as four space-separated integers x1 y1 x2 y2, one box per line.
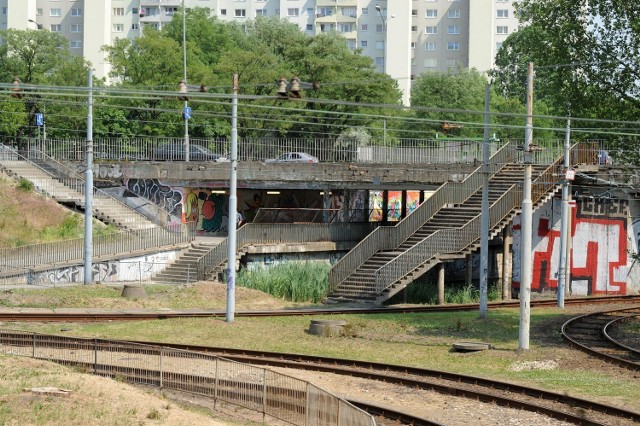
1 294 638 322
561 306 640 370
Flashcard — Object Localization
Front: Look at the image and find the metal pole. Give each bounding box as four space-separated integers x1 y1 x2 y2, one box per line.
557 119 571 308
182 0 189 162
519 62 534 350
83 68 93 285
226 74 239 323
480 83 491 318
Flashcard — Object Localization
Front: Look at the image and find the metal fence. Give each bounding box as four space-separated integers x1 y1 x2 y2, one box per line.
0 222 195 274
0 330 375 426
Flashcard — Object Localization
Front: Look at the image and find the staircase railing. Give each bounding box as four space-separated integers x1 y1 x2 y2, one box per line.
0 144 167 227
328 141 518 293
196 222 378 280
0 222 195 273
372 142 592 298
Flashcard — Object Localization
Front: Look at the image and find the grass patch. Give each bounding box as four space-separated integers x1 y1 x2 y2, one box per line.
387 280 502 305
236 261 331 303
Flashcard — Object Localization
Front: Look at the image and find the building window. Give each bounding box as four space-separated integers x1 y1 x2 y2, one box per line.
220 9 227 16
50 9 61 17
113 24 124 32
1 7 6 15
306 8 314 15
132 8 139 14
497 9 509 18
412 9 418 16
426 9 437 18
447 25 460 34
132 23 139 30
305 24 313 31
37 8 43 16
425 58 438 68
113 8 124 16
50 24 62 32
361 40 368 47
234 9 246 17
411 25 418 32
71 8 82 16
375 57 384 67
425 26 437 34
70 40 82 49
376 24 384 33
496 42 503 51
317 7 332 17
497 26 509 34
375 40 385 50
287 8 299 17
448 9 460 18
70 24 82 33
426 42 437 51
347 39 356 50
447 41 460 50
256 9 266 16
411 42 416 49
361 24 368 31
361 8 368 15
339 23 354 32
342 7 356 17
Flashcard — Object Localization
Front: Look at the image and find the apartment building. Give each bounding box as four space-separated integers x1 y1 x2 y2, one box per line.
0 0 517 105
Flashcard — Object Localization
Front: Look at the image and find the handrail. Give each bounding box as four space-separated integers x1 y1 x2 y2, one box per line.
328 141 518 293
0 222 195 273
371 143 587 299
7 145 172 227
195 222 377 280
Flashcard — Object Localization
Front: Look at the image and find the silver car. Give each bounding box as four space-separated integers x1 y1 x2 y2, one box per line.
265 152 319 163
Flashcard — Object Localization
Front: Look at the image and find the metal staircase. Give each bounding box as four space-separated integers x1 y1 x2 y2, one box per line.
0 145 157 231
327 142 594 304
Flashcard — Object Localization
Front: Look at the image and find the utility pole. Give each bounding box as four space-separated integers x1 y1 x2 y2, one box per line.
480 83 491 318
557 119 571 308
182 0 189 162
519 62 534 351
84 69 94 285
226 74 239 323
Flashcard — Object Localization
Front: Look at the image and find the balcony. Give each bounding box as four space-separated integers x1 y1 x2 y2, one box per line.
140 0 182 6
316 0 357 6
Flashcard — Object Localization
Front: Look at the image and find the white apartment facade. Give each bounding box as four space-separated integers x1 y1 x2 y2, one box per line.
0 0 517 105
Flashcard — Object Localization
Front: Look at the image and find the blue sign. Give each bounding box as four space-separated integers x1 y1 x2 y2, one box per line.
183 106 192 120
35 113 44 126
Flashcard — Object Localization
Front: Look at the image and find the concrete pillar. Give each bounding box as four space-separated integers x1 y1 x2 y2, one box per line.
465 254 473 287
502 227 512 300
438 263 445 305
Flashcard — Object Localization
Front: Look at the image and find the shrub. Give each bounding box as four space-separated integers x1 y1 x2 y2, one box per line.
17 178 33 192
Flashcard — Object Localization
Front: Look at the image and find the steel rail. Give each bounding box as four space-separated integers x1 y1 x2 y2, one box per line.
1 295 639 322
561 307 640 370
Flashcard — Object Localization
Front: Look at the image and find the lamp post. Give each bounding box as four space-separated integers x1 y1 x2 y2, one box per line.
182 0 189 162
27 19 43 30
374 4 386 74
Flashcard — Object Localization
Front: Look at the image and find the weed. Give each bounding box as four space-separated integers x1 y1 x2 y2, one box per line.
146 408 161 420
17 178 33 192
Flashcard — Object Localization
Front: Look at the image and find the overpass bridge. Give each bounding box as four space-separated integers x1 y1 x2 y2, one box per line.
0 139 602 303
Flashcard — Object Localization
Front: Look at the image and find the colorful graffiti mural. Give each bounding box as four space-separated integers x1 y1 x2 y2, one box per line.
387 191 402 221
369 190 383 222
406 190 420 215
513 197 629 295
183 189 230 233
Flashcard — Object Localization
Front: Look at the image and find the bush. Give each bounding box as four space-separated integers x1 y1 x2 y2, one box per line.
236 261 330 303
17 178 33 192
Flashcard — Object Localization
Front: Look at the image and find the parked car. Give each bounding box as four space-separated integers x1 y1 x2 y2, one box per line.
597 150 612 165
153 144 227 162
265 152 319 163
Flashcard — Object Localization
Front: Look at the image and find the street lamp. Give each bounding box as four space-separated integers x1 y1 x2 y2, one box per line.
374 5 386 74
27 19 43 30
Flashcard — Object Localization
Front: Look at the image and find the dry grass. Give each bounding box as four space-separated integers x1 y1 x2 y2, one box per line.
0 177 79 248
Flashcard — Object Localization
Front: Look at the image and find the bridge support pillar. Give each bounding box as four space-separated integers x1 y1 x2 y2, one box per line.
465 254 473 288
502 227 512 300
438 263 445 305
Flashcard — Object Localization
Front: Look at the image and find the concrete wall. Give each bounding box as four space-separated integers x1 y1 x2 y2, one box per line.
512 195 640 296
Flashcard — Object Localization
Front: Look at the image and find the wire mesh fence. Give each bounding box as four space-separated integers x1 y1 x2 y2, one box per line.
0 330 376 426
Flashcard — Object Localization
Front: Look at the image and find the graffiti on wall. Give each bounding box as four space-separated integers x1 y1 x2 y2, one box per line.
387 191 402 221
349 190 367 222
184 189 229 232
513 197 628 295
369 190 383 222
125 179 182 218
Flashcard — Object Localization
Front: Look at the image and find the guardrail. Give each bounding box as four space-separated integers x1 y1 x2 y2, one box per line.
0 222 195 273
0 330 375 426
196 222 378 281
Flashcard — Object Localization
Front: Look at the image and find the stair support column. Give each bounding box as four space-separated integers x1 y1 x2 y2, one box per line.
437 263 445 305
501 227 512 300
465 254 473 288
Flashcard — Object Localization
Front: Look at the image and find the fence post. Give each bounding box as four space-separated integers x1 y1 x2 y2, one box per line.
214 357 219 409
262 369 267 424
305 382 310 426
159 348 163 389
138 261 142 286
32 332 36 358
94 338 98 374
